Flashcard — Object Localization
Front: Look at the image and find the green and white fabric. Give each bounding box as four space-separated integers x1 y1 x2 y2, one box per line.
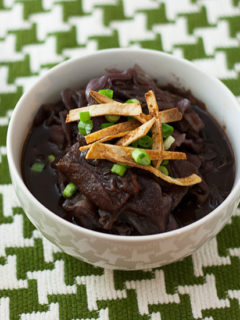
1 0 240 319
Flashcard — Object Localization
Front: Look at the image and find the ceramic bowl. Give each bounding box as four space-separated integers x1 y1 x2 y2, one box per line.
7 49 240 270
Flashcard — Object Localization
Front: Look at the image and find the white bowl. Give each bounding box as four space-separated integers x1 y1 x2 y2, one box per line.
7 49 240 270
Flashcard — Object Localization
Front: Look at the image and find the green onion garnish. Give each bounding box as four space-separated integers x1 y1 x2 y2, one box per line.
101 122 114 129
159 165 169 176
78 120 93 135
105 115 120 123
164 135 175 150
125 99 140 104
48 154 55 163
80 111 91 123
31 162 45 173
132 149 151 166
111 163 128 176
162 123 174 139
137 135 153 148
98 89 114 99
131 140 139 148
63 182 77 198
161 159 169 166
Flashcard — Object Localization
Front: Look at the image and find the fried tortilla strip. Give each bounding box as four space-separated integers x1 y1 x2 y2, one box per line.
66 103 142 123
90 91 182 124
161 150 187 160
145 90 163 168
86 143 186 161
80 145 92 151
160 108 182 123
125 108 182 124
116 117 155 146
134 109 182 124
80 131 131 151
135 113 151 123
85 120 139 144
90 90 149 124
133 108 182 124
86 143 201 186
89 90 115 104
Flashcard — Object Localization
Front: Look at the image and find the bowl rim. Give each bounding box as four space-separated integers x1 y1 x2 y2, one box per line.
6 47 240 243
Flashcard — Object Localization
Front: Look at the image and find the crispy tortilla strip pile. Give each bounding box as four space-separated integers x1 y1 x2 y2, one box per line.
66 90 201 186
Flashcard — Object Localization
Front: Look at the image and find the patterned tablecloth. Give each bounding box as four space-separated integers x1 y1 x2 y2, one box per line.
1 0 240 319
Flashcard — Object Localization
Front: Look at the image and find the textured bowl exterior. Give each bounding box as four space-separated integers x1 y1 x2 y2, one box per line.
7 49 240 270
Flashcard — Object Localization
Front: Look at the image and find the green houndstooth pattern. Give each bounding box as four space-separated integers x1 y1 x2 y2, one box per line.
1 0 240 319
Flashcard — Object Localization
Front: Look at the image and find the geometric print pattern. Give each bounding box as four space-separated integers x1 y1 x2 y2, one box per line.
1 0 240 319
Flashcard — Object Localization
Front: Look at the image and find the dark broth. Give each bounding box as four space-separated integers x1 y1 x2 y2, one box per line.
174 106 235 226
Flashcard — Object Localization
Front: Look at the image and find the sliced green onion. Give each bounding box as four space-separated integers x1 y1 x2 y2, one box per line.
132 149 151 166
162 123 174 139
85 120 93 134
161 159 169 166
31 162 45 173
131 140 139 148
130 136 152 149
164 135 175 150
101 122 114 129
80 111 91 123
111 163 128 176
125 99 139 104
105 115 120 123
78 120 93 135
137 135 153 148
63 182 77 198
159 165 169 176
98 89 114 99
48 154 56 163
